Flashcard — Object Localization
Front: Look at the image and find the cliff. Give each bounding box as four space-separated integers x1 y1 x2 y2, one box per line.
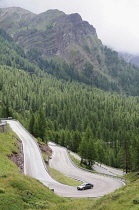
0 7 104 70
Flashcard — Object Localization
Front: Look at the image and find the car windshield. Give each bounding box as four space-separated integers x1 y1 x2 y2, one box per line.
81 183 86 186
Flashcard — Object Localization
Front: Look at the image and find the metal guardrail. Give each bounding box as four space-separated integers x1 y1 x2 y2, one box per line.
0 117 13 120
4 120 126 183
49 141 126 183
68 151 126 182
0 119 7 132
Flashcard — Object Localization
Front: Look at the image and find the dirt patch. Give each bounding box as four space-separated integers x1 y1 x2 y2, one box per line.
39 143 52 163
8 138 52 173
39 143 52 154
0 123 8 133
8 137 24 173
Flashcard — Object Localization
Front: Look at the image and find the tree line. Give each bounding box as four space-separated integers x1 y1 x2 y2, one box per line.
1 28 139 173
1 65 139 172
1 28 139 96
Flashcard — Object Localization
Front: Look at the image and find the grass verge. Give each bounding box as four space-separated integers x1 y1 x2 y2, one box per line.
1 125 139 209
69 153 94 171
0 125 67 209
48 166 82 186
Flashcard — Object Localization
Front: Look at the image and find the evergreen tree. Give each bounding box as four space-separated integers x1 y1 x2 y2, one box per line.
86 138 96 168
70 130 82 152
118 138 132 173
28 113 35 135
37 107 46 141
79 126 96 167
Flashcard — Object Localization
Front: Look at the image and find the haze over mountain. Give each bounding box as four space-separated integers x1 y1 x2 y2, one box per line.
119 52 139 68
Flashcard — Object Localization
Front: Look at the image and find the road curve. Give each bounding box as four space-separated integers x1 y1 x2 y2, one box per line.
49 142 125 197
70 151 125 176
7 120 124 198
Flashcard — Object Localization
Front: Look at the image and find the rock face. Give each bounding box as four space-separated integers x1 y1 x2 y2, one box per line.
0 7 104 69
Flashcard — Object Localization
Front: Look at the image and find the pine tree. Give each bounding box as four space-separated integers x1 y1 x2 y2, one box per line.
118 138 132 173
28 113 35 135
86 138 96 168
37 107 46 141
79 126 96 167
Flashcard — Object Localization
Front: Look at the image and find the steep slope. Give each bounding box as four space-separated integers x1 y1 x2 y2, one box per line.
0 28 43 75
0 7 36 33
21 11 99 69
0 28 119 92
0 7 139 96
1 124 139 210
1 27 139 172
1 62 139 170
0 7 105 70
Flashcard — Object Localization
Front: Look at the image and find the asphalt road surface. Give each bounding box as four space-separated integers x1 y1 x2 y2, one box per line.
7 120 124 198
70 151 125 176
49 142 125 196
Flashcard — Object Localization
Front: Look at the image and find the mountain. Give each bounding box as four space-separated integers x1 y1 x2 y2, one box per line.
0 7 35 32
1 7 139 96
1 8 139 209
0 7 103 70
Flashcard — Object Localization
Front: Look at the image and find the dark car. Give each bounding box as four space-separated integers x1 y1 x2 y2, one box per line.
77 183 94 190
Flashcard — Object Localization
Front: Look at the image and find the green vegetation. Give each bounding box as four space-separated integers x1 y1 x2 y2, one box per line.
69 154 82 167
0 14 139 208
1 128 139 209
1 32 139 172
104 46 139 95
1 27 139 95
0 125 88 209
48 166 82 186
88 173 139 210
69 153 92 170
1 61 139 172
40 141 82 186
0 126 64 209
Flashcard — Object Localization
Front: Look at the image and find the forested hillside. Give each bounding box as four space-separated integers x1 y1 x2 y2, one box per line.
1 63 139 172
0 21 139 173
1 29 139 173
1 7 139 95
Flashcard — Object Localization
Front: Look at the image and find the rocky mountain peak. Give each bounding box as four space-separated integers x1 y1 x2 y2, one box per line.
0 7 101 69
67 13 82 23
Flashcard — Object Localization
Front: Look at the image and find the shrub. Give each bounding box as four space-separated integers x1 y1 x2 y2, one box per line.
0 188 6 193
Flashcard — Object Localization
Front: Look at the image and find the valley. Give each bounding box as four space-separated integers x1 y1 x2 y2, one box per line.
0 6 139 209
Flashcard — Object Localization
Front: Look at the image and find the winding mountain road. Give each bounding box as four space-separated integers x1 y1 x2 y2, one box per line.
7 120 124 198
70 151 125 176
